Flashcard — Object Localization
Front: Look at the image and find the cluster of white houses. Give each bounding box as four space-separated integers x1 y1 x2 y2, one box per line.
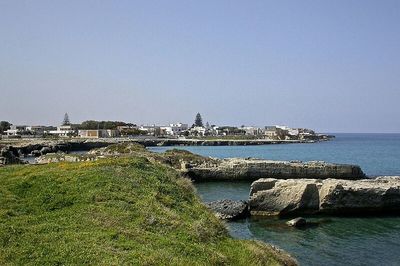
3 125 120 138
3 123 319 140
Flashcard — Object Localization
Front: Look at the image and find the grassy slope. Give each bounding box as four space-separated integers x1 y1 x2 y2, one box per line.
0 157 295 265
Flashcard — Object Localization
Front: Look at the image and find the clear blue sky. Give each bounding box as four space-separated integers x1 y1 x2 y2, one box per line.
1 1 399 132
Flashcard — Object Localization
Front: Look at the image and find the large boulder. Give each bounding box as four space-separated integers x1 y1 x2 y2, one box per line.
39 146 53 155
250 179 320 216
249 176 400 216
286 217 307 227
205 199 249 220
318 177 400 214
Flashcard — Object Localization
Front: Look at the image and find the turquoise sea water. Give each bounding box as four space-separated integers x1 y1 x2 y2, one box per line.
150 134 400 266
150 133 400 176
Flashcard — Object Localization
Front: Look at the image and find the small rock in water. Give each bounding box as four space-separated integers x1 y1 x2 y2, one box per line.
286 217 307 227
205 199 249 220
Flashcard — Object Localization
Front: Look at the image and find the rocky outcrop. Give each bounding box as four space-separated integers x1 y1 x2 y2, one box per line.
205 200 249 220
15 142 72 157
35 143 151 164
286 217 307 227
0 140 112 159
184 158 365 181
0 146 23 165
249 176 400 216
19 143 366 184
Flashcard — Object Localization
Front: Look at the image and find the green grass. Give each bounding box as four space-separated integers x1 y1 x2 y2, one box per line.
162 149 217 169
98 142 147 154
0 157 295 265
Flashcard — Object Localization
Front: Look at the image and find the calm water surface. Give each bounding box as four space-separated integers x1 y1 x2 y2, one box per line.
150 134 400 266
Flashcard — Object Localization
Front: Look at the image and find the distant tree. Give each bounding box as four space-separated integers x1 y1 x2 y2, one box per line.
78 120 128 130
154 127 161 137
0 121 11 134
62 113 71 125
78 120 98 130
194 113 204 127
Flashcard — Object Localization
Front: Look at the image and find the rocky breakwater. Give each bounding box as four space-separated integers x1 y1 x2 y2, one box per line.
249 176 400 216
183 158 365 181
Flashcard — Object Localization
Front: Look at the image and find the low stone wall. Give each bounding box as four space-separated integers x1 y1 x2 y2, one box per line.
249 176 400 216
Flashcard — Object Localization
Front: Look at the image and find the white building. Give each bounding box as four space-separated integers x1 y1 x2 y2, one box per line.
141 123 188 136
159 123 189 136
138 125 160 135
189 126 206 136
5 125 28 136
241 126 263 136
168 123 189 136
209 125 220 136
264 126 278 138
275 125 290 131
288 128 299 137
264 125 291 139
160 126 174 136
78 129 119 138
26 126 47 136
49 125 75 137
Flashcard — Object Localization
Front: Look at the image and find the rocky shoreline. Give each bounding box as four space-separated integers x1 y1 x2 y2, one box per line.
0 137 329 165
30 146 366 181
3 142 400 218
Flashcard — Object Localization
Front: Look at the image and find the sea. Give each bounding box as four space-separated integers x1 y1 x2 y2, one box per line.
149 133 400 266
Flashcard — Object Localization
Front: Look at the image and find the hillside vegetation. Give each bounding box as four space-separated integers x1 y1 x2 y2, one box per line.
0 156 295 265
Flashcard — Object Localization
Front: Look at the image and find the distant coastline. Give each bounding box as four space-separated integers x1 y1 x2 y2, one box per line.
2 135 334 150
134 137 333 147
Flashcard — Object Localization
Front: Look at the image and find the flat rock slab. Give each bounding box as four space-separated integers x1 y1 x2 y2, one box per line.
205 199 249 220
185 158 365 181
